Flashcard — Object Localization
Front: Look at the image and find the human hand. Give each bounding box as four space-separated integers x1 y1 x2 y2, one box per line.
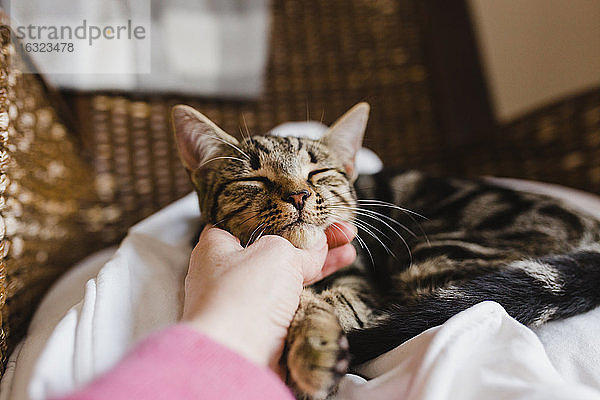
181 222 357 371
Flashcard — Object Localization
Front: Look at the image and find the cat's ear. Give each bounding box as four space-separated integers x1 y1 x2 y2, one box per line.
322 102 370 178
171 105 240 171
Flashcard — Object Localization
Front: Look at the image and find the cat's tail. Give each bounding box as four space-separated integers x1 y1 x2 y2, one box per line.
348 250 600 365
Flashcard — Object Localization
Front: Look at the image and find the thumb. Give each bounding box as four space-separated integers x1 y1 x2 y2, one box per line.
196 225 243 255
295 230 328 284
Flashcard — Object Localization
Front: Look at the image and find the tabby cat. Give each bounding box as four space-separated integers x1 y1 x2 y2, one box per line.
172 103 600 399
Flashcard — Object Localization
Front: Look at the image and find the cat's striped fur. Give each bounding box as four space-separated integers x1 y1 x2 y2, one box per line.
172 103 600 399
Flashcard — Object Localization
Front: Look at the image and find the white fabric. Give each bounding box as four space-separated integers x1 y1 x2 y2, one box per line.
485 177 600 391
335 302 600 400
2 189 600 400
0 198 200 400
2 126 600 398
8 0 269 98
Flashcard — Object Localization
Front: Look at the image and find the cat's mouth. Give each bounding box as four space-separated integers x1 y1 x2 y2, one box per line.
280 219 311 233
290 215 306 225
281 215 326 232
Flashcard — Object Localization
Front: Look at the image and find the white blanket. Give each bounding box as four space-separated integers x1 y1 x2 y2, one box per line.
1 134 600 399
2 187 600 399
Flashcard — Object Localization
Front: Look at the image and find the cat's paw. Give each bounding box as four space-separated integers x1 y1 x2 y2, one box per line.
287 313 350 399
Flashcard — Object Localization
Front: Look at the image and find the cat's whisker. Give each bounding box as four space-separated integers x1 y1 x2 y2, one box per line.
355 233 374 268
329 204 420 244
330 217 375 268
206 133 251 160
254 226 268 244
213 216 232 227
354 199 430 246
317 187 362 203
238 128 250 144
236 213 263 236
214 208 257 227
345 227 374 267
319 190 416 261
356 199 429 220
333 211 412 263
328 221 353 248
234 212 259 227
239 213 261 229
361 216 411 265
329 205 418 239
332 209 418 258
199 156 247 168
349 217 392 252
240 113 253 142
353 214 410 264
246 222 266 248
315 125 328 147
351 217 398 260
330 206 407 241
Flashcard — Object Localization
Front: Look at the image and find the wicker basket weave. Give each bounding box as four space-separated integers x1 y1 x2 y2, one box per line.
65 0 600 243
65 0 440 241
0 27 103 375
0 0 599 379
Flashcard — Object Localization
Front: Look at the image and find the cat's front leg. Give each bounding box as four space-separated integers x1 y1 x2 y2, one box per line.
285 289 350 399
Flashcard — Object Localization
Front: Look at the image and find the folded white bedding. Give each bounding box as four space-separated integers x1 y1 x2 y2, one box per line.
2 185 600 400
1 128 599 399
336 301 600 400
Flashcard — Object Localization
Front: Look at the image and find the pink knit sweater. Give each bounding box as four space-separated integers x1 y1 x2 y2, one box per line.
55 325 294 400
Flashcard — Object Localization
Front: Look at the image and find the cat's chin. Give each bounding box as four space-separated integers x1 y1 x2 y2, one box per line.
281 223 323 249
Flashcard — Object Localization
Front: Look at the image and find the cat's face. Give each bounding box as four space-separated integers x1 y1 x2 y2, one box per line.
172 103 369 248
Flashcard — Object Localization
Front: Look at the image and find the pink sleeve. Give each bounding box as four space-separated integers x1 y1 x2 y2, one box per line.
54 325 294 400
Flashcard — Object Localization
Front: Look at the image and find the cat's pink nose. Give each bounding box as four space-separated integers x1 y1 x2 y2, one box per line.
286 190 311 211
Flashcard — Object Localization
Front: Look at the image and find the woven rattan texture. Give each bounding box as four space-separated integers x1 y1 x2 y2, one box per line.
457 89 600 189
0 27 9 374
67 0 439 241
66 0 600 243
0 28 104 375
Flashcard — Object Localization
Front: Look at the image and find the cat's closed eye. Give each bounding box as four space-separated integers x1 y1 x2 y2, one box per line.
308 168 334 180
235 176 273 187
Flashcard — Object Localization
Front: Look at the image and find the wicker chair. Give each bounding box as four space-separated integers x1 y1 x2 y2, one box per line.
1 0 599 377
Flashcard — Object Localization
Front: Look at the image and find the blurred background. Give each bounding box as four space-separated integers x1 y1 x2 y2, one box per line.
0 0 599 374
4 0 600 239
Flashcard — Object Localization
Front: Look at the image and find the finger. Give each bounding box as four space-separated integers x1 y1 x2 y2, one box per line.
323 243 357 272
325 222 357 249
247 234 326 284
196 225 243 254
304 244 356 285
294 231 329 283
248 234 296 253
